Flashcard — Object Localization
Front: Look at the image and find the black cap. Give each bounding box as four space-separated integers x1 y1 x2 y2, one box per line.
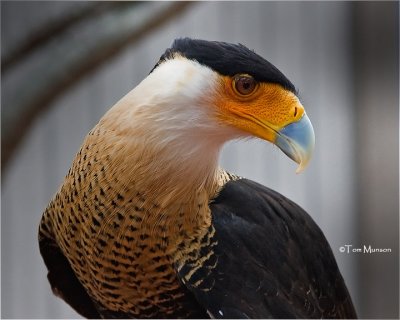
153 38 297 94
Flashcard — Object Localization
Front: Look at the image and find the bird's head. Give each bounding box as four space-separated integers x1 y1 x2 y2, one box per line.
105 38 314 175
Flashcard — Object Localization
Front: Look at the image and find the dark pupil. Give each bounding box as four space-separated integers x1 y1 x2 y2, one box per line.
242 80 251 89
238 77 253 94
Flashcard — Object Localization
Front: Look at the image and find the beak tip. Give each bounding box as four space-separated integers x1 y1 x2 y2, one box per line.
295 157 311 174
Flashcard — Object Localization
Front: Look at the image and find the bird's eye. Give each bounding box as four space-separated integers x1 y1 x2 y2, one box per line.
233 74 257 96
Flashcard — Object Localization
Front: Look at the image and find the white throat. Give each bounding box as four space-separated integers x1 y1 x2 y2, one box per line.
98 58 238 207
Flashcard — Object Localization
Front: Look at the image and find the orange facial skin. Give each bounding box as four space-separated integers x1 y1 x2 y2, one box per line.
214 75 305 143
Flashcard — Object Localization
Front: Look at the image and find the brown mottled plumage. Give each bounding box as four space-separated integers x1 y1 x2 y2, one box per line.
39 121 236 317
39 38 356 319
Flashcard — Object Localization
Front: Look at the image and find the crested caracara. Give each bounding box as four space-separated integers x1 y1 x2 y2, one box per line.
39 38 357 319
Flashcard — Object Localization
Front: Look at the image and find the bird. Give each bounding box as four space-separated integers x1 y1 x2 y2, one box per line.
38 38 357 319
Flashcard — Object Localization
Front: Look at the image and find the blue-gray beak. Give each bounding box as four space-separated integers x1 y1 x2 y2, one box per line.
275 113 315 173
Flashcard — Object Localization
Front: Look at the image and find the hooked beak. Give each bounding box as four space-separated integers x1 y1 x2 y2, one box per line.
275 113 315 173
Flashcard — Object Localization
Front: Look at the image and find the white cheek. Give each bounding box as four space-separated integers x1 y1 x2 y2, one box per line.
134 59 219 123
106 57 241 152
151 59 214 94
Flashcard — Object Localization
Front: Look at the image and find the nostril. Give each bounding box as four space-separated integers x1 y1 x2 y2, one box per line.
294 107 298 117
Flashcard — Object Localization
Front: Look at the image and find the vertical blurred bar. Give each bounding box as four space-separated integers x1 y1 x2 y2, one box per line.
352 2 399 318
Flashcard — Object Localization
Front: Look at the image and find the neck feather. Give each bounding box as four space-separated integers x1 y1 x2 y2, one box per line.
89 57 241 238
97 58 235 210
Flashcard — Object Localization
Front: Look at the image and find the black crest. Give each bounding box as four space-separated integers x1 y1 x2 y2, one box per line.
152 38 296 94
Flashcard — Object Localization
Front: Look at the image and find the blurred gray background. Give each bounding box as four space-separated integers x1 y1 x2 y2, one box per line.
1 1 398 319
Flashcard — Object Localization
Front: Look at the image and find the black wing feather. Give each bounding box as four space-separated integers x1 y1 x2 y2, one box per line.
178 179 357 319
39 237 101 319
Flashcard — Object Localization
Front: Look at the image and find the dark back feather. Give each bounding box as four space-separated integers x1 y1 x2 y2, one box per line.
178 178 357 319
